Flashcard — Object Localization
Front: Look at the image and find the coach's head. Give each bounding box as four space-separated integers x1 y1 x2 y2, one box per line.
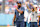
17 2 22 8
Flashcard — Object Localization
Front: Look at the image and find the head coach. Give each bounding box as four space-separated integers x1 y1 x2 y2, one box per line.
12 2 25 27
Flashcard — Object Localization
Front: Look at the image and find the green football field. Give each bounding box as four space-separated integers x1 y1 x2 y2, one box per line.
0 26 7 27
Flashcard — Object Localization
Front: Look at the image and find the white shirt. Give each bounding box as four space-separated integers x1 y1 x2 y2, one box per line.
24 7 28 22
31 11 37 22
24 9 28 22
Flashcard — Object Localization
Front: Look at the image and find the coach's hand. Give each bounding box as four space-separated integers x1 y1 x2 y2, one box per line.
12 21 14 26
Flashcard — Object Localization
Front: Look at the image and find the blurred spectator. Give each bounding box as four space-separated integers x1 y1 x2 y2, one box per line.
30 7 38 27
5 5 9 14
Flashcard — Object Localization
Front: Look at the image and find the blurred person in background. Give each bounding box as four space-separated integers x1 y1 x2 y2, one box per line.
24 2 34 27
26 3 31 27
37 15 40 27
30 7 38 27
24 2 31 27
12 2 25 27
24 2 29 27
5 5 9 14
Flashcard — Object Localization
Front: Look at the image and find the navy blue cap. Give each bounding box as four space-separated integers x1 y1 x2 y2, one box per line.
17 2 22 4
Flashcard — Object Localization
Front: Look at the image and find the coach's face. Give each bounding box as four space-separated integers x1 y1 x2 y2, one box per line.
17 3 21 8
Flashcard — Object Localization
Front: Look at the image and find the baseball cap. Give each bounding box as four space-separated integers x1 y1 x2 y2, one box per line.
17 2 22 4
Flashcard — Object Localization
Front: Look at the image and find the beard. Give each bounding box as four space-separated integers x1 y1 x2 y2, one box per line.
18 6 21 8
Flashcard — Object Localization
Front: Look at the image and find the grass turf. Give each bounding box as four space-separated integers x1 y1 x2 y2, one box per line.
0 26 7 27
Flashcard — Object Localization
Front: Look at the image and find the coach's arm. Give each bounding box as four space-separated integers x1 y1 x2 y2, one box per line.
16 8 24 14
12 15 16 25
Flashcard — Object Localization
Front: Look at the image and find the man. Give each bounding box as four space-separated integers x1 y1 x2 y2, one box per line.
30 7 38 27
12 2 25 27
